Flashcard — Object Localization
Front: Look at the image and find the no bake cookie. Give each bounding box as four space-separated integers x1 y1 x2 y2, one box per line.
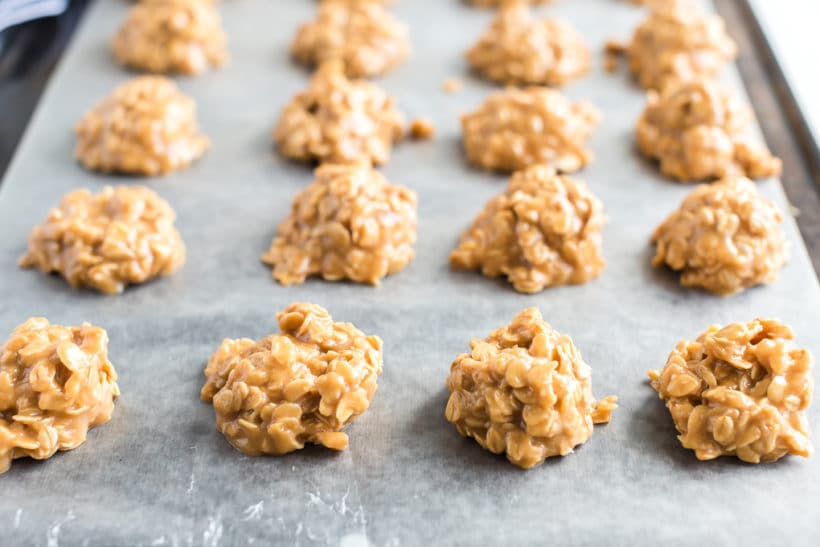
467 1 589 86
292 0 410 78
75 76 209 176
0 318 119 474
651 176 787 296
112 0 227 75
625 0 736 90
637 78 781 181
19 186 186 294
461 86 599 173
262 161 417 286
201 303 383 455
273 61 405 165
446 308 616 469
451 165 605 293
649 319 813 463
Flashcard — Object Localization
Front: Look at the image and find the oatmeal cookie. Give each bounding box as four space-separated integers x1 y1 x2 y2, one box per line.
201 303 383 455
75 76 209 176
112 0 227 75
461 86 599 173
467 1 590 86
446 308 616 469
292 0 410 78
649 319 813 463
651 176 787 296
626 0 736 90
637 78 781 182
262 161 417 286
451 165 605 293
273 61 406 166
19 186 186 294
0 318 119 474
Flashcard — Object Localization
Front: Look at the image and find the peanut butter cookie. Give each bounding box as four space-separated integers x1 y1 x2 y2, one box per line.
262 161 417 286
76 76 209 176
626 0 736 90
461 87 599 173
0 318 119 474
20 186 186 294
637 77 781 182
292 0 410 78
273 61 406 166
201 303 383 456
451 165 605 293
467 1 590 86
649 319 813 463
446 307 616 469
112 0 227 75
651 176 787 296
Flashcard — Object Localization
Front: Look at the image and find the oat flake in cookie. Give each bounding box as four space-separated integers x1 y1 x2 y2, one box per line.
201 303 383 456
637 78 781 182
19 186 186 294
446 308 616 469
466 0 589 86
111 0 227 75
291 0 410 78
461 86 599 173
651 176 787 296
76 76 209 176
649 319 813 463
262 161 417 286
0 318 119 474
273 61 406 166
451 165 605 293
625 0 736 90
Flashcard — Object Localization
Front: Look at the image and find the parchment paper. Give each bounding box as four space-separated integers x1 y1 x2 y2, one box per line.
1 1 819 545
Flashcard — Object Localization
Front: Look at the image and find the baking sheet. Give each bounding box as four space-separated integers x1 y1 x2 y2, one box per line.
1 0 819 545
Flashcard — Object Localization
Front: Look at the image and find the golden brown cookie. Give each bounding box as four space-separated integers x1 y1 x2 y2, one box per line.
19 186 186 294
626 0 736 90
0 318 119 474
651 176 787 296
467 1 590 86
76 76 209 176
446 307 616 469
262 161 417 286
273 62 405 166
461 86 599 173
649 319 813 463
451 165 605 293
292 0 410 78
201 303 383 456
111 0 227 75
636 78 781 182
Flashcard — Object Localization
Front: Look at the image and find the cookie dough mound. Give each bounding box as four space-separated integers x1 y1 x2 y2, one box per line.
651 176 787 296
111 0 227 75
627 0 736 90
262 161 417 286
19 186 186 294
201 303 384 455
637 78 781 181
466 1 590 86
461 86 599 173
291 0 410 78
649 319 813 463
451 165 605 293
0 318 119 474
446 308 616 469
273 61 406 165
75 76 209 176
